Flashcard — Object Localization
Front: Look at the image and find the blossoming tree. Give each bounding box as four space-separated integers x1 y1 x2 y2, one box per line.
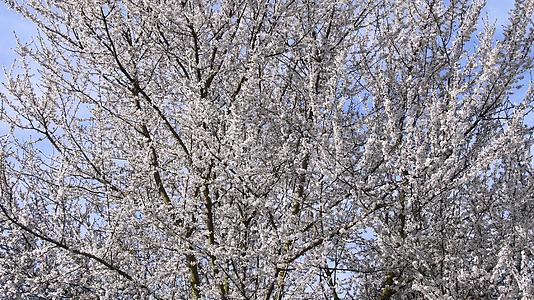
1 0 533 299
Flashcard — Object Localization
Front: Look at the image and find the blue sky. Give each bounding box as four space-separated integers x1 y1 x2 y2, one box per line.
0 4 36 73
